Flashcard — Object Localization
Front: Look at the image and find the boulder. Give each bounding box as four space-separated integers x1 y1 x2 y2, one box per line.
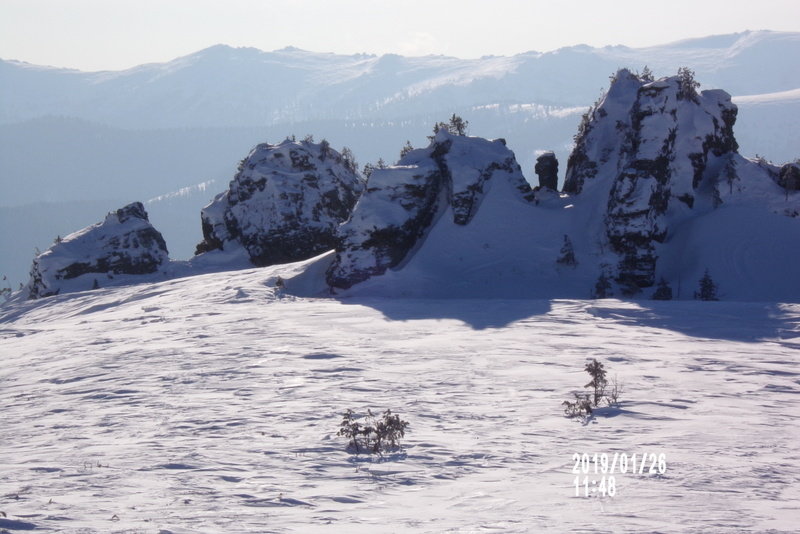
27 202 168 298
196 139 364 266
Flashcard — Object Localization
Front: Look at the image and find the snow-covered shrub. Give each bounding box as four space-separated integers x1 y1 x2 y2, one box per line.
562 393 593 418
337 409 409 454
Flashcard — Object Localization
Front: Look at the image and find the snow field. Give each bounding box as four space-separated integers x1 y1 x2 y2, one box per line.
1 267 799 532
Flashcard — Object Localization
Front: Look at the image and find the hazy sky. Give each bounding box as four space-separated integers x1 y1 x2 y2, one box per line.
2 0 799 71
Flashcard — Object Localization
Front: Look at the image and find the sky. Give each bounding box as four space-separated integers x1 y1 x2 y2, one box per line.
1 0 799 71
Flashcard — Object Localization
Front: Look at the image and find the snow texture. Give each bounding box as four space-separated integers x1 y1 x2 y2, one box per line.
197 139 364 266
26 202 169 299
1 265 800 532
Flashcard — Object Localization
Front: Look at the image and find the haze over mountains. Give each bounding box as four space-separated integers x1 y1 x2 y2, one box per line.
1 30 799 288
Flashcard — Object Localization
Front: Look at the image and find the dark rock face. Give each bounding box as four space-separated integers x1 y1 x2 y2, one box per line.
534 151 559 190
326 130 532 289
564 69 741 293
779 162 800 192
27 202 169 299
196 139 364 266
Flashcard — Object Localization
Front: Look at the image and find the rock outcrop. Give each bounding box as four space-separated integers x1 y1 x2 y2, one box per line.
779 162 800 193
196 139 364 266
534 151 559 190
27 202 169 298
326 130 533 289
564 69 741 293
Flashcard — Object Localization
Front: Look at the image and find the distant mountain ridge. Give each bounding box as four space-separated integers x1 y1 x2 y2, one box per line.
3 30 800 128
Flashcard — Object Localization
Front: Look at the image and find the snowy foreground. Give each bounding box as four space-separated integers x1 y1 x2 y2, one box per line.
2 265 800 533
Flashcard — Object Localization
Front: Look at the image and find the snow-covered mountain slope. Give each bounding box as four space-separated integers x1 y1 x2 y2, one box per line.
2 31 799 128
1 266 799 532
197 139 364 266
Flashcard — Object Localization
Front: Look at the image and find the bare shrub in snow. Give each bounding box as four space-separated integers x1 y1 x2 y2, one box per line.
607 375 624 407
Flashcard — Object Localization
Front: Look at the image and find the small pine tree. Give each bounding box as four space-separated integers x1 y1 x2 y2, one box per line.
677 67 700 101
448 113 468 136
429 114 469 139
319 138 330 160
640 65 654 83
0 274 11 302
584 358 608 407
556 235 577 267
652 277 673 300
593 272 612 299
694 269 719 301
400 140 414 159
340 147 357 174
362 162 375 179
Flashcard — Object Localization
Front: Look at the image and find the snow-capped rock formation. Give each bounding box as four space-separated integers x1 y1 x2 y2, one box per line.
326 130 533 289
563 68 797 294
27 202 169 299
196 139 364 266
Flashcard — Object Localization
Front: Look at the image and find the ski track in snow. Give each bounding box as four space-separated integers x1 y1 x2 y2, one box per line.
1 268 800 533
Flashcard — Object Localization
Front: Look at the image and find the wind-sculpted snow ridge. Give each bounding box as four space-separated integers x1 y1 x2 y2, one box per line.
326 130 533 289
564 69 800 295
26 202 169 299
196 138 364 267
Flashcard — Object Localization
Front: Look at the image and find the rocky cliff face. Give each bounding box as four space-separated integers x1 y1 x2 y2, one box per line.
564 69 743 293
27 202 168 299
326 130 533 289
196 139 364 266
534 151 559 190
